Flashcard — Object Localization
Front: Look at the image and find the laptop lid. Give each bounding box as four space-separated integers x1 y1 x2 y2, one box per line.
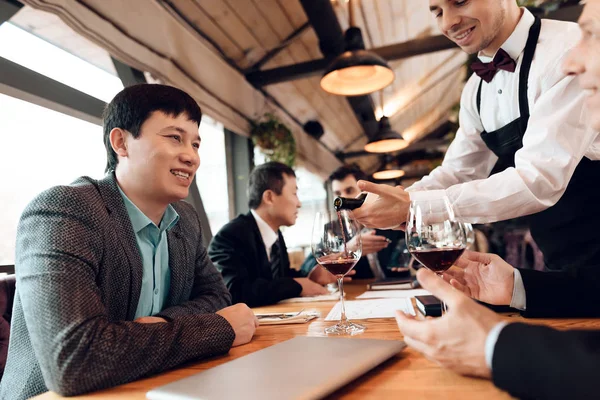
147 336 406 400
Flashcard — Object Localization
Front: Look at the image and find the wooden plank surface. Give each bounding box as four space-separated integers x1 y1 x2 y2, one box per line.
32 281 600 400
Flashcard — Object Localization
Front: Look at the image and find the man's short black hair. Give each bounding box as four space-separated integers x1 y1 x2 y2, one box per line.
248 162 296 209
328 164 368 183
102 83 202 172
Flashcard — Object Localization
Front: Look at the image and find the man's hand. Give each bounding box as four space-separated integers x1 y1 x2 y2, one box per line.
308 265 356 285
216 303 259 347
359 230 390 255
134 316 167 324
396 268 503 378
444 250 515 305
294 278 328 297
353 181 410 229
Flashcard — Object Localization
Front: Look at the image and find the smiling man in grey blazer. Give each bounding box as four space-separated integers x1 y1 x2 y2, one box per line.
0 84 258 400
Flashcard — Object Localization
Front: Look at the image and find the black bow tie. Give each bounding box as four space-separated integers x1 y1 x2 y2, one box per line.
471 49 517 83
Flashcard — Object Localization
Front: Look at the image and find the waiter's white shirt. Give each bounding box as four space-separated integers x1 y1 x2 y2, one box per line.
408 8 600 223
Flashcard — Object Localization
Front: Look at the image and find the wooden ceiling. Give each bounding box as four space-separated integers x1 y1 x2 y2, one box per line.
160 0 467 174
10 0 468 177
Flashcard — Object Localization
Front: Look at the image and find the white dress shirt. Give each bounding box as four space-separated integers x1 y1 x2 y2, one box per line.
408 9 600 224
250 209 278 261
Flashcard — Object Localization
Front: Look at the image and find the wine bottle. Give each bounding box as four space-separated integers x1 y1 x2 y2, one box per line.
333 192 368 211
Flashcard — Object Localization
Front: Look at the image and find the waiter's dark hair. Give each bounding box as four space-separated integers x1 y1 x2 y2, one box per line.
102 84 202 173
248 162 296 209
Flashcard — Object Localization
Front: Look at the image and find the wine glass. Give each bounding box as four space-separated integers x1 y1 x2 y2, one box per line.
405 194 466 315
463 222 476 248
312 210 363 335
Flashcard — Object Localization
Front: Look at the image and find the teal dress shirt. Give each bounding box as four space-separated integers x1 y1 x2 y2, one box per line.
118 186 179 318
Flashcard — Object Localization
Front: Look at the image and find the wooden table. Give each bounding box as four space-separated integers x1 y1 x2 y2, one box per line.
34 282 600 399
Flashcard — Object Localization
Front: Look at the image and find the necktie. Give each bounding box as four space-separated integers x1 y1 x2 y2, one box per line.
270 240 281 278
470 48 516 83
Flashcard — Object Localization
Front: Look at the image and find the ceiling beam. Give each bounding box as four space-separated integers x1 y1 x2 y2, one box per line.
246 4 583 88
298 0 378 139
245 22 311 72
246 34 455 87
111 56 147 87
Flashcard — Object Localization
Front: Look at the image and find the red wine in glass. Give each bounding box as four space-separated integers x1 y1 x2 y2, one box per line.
318 255 359 276
411 248 465 273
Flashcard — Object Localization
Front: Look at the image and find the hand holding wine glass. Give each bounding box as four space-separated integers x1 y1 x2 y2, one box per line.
405 194 467 315
312 210 364 335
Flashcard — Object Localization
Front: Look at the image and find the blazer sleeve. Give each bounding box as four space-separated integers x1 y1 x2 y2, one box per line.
519 265 600 318
208 224 302 307
492 322 600 400
16 187 235 396
157 204 232 319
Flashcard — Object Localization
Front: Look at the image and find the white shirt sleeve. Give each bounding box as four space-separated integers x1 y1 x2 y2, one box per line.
409 61 599 224
510 269 527 310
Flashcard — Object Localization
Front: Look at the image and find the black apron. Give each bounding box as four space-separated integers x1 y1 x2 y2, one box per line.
476 17 600 272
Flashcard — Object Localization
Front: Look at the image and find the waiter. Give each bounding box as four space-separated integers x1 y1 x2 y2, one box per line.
354 0 600 272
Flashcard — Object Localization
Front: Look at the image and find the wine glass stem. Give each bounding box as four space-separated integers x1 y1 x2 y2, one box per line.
337 276 347 324
436 273 447 316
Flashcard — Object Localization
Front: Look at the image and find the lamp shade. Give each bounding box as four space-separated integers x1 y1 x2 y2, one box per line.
372 168 406 180
364 117 408 153
320 50 394 96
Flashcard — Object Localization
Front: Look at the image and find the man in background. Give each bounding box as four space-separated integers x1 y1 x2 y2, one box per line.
301 165 404 280
209 162 332 307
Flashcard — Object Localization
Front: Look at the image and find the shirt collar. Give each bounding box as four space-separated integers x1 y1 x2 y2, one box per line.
478 8 534 63
250 209 278 249
117 184 179 234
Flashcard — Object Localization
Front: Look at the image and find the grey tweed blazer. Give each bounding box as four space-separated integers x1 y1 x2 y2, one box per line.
0 174 235 399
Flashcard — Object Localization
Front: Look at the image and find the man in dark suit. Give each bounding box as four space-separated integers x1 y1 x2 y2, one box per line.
394 1 600 398
209 162 331 307
300 165 404 279
0 84 258 400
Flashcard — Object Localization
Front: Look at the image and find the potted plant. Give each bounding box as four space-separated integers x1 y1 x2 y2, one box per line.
251 113 296 167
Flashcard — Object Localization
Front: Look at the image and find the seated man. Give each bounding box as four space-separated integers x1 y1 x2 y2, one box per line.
300 165 404 279
209 162 330 307
0 84 258 400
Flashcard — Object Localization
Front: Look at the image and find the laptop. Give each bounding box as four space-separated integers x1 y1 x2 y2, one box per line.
147 336 406 400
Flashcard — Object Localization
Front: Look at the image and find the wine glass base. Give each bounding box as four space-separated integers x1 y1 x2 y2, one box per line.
325 320 366 335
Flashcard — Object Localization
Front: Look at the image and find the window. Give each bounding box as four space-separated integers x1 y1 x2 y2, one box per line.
0 23 123 102
195 116 230 234
0 93 107 265
0 21 122 265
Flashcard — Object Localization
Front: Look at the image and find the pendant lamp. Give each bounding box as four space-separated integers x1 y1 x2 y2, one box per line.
320 0 394 96
364 91 408 153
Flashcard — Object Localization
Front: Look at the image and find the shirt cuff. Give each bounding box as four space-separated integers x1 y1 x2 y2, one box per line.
509 269 527 310
485 321 509 369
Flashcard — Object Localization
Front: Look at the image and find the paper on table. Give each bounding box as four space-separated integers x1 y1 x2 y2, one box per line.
256 311 321 325
325 298 415 321
356 289 431 299
278 291 340 304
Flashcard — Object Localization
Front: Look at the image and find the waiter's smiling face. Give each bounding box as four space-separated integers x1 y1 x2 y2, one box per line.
429 0 508 55
564 0 600 130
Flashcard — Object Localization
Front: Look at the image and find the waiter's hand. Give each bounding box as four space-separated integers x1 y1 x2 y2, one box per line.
396 268 501 378
353 181 410 230
309 265 356 285
444 250 515 306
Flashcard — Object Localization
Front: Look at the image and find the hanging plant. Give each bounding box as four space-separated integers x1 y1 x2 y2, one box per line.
250 113 296 167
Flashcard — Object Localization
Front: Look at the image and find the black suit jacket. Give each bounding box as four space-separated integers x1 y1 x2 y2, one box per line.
518 264 600 318
208 213 302 307
493 323 600 399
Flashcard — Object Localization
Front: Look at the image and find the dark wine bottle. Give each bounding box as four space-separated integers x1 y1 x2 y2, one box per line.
333 192 368 211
